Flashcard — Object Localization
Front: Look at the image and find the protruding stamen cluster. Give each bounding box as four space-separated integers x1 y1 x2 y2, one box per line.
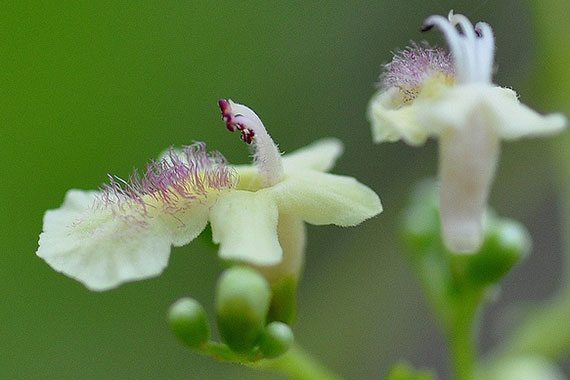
218 99 284 187
382 43 455 103
219 99 255 144
422 11 495 83
99 143 236 213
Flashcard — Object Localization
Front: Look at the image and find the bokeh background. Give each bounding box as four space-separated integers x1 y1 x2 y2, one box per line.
1 1 568 379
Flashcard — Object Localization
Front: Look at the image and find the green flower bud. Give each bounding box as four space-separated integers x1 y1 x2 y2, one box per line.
215 267 271 353
466 219 531 285
268 276 298 324
259 322 294 358
168 298 210 349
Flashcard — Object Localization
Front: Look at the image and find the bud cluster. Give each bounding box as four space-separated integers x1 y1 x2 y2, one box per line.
168 267 294 362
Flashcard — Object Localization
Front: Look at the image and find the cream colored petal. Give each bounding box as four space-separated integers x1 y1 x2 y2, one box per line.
282 138 344 172
37 190 174 291
271 171 382 226
210 190 282 266
418 85 567 138
416 84 484 132
483 87 567 139
367 87 430 146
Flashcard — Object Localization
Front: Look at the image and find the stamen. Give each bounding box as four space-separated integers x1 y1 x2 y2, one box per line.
422 15 466 82
449 13 477 81
474 22 495 82
219 99 256 143
422 12 495 84
218 99 284 187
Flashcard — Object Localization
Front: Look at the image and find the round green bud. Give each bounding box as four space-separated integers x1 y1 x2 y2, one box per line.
259 322 294 358
466 219 530 285
168 298 210 349
215 267 271 353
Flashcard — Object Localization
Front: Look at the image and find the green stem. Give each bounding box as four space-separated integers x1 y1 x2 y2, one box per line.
253 345 342 380
202 342 341 379
412 251 481 380
448 300 477 380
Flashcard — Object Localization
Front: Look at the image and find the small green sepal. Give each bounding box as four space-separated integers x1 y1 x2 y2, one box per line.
168 297 210 349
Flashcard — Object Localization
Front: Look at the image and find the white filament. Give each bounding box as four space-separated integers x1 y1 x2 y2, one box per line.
423 11 495 84
230 101 284 187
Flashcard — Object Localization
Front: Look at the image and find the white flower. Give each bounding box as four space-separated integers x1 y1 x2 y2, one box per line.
37 100 382 290
211 100 382 282
367 11 567 253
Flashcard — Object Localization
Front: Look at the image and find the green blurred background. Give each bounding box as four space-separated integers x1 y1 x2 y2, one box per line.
1 1 568 379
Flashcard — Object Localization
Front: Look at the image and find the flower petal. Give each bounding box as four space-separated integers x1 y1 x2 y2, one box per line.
418 85 567 138
271 171 382 226
37 190 175 291
210 190 282 266
282 138 344 172
163 203 210 247
483 87 567 139
367 87 430 146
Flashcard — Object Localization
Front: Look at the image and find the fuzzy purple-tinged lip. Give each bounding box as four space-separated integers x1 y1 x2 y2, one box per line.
381 43 454 95
98 142 236 212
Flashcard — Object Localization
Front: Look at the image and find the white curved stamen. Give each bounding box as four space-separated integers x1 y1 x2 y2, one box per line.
423 12 495 84
220 100 284 186
474 22 495 82
423 15 467 81
449 13 478 82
